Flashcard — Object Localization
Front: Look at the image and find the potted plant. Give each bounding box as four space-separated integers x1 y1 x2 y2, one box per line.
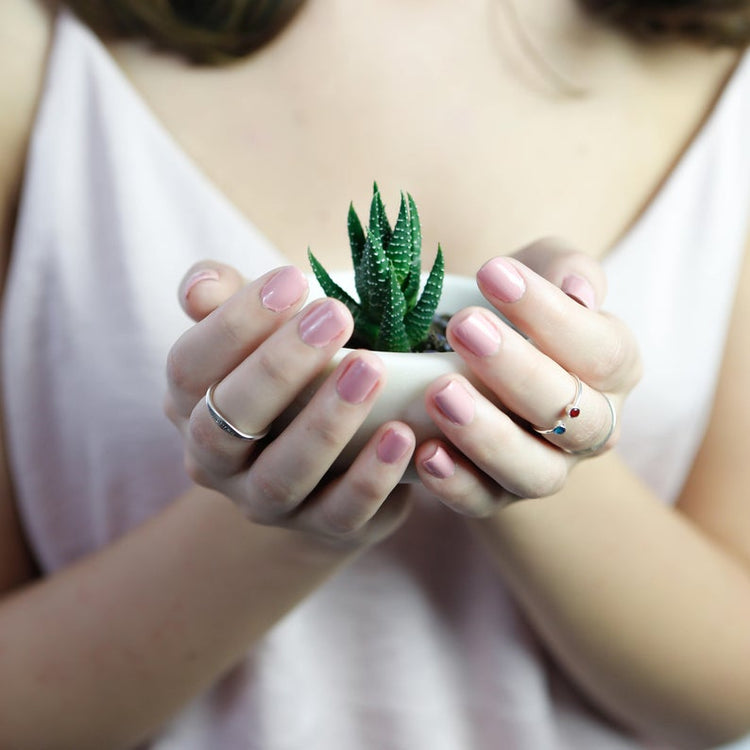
281 184 489 481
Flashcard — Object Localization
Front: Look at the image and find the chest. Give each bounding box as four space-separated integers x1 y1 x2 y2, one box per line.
110 4 738 274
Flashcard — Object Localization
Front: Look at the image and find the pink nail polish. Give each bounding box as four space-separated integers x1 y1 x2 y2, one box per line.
478 258 526 303
423 445 456 479
261 267 308 312
377 428 412 464
299 301 348 348
561 274 596 310
453 313 501 357
183 269 220 302
434 381 475 425
336 358 381 404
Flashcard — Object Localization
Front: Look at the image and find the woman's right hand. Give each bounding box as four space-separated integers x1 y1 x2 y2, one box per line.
165 262 416 549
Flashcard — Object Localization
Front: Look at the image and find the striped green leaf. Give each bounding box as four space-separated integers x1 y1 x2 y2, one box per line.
404 246 444 349
376 269 410 352
308 249 361 318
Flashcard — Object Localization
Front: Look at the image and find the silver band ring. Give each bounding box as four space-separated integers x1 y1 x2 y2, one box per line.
534 373 583 437
205 383 270 441
568 392 617 457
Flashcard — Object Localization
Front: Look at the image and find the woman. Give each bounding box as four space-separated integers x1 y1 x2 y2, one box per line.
0 1 749 748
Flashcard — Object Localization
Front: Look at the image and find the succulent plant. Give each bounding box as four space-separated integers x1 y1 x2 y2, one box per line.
308 183 446 353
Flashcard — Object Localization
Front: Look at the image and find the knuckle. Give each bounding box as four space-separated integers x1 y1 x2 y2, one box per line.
348 472 383 505
588 330 629 384
216 303 251 348
518 461 568 499
166 344 198 395
588 316 640 388
306 414 345 452
184 454 213 488
256 349 295 390
320 504 365 536
249 467 299 517
188 409 219 453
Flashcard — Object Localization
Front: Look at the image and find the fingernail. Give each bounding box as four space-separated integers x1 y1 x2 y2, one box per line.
261 266 308 312
299 301 348 348
478 258 526 303
561 274 596 310
183 269 220 302
453 312 501 357
377 428 412 464
423 445 456 479
336 358 381 404
434 380 475 425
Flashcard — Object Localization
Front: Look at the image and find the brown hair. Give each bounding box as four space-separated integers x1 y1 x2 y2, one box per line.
63 0 307 64
580 1 750 46
63 0 750 65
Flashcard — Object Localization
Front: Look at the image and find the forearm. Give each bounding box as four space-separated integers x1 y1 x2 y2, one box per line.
0 487 353 750
472 453 750 749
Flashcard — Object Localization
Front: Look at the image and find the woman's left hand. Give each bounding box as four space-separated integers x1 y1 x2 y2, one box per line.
415 238 642 515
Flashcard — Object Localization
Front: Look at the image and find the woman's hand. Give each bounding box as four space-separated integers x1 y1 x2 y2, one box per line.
165 262 415 549
415 238 642 515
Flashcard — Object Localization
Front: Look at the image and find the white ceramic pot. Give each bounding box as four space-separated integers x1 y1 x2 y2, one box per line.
274 272 491 482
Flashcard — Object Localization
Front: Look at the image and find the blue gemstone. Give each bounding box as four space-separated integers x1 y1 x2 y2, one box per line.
553 424 566 435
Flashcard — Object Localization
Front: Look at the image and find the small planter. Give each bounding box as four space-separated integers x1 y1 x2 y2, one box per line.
274 271 490 482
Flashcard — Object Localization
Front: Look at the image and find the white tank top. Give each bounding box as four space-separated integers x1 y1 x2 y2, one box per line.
3 10 750 750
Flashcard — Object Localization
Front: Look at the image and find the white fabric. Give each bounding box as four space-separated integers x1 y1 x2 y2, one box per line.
3 9 750 750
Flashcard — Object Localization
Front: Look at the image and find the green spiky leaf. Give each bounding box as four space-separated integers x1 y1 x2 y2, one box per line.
348 203 366 267
375 270 410 352
401 193 423 307
388 193 414 285
362 231 390 319
308 249 360 316
369 183 392 252
404 246 444 348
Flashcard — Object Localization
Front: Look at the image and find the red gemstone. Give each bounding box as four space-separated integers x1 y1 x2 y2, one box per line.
569 407 581 418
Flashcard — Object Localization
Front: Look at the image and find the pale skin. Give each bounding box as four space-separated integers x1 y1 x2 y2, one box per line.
1 1 750 749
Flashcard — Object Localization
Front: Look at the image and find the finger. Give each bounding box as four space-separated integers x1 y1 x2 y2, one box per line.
446 308 620 454
179 260 246 321
512 237 607 311
168 265 310 416
415 440 524 517
423 375 573 498
289 423 416 544
226 351 392 521
186 299 354 478
474 257 640 393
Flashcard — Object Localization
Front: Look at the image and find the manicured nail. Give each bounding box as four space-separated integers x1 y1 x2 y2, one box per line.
377 428 412 464
434 380 475 425
478 258 526 303
423 445 456 479
336 358 381 404
299 301 348 347
261 266 308 312
453 312 501 357
183 269 220 302
561 274 596 310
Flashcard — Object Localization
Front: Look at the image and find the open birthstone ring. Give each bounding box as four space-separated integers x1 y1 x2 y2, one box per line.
533 373 583 437
533 373 617 457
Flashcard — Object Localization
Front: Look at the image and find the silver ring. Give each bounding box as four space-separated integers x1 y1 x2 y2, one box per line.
533 373 583 436
567 392 616 457
205 383 270 441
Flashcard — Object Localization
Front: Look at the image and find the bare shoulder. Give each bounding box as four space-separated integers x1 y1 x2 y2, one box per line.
677 236 750 569
0 0 55 591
